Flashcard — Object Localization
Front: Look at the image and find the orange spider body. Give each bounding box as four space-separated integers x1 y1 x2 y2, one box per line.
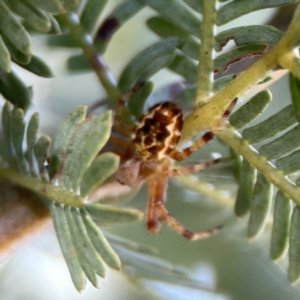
117 102 182 188
108 85 237 240
116 102 187 235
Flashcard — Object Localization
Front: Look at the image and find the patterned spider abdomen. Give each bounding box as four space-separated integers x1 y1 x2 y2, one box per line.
132 101 183 160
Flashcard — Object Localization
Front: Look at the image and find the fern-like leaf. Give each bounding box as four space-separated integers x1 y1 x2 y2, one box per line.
0 102 144 290
223 80 300 281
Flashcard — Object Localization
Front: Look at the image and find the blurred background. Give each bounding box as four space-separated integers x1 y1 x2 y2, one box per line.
1 1 300 299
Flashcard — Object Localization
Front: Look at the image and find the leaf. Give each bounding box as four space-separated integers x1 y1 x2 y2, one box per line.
59 111 112 191
248 173 272 240
0 69 32 110
0 1 31 55
229 90 272 129
168 54 197 82
214 45 266 74
48 154 60 179
81 210 121 270
34 135 51 182
67 54 90 71
80 0 108 34
288 206 300 284
146 16 200 60
217 0 298 26
48 34 77 48
16 55 54 78
80 152 120 197
105 233 157 255
51 106 87 161
175 85 196 105
1 102 14 164
142 0 201 37
259 124 300 160
85 203 143 224
234 160 255 217
26 112 39 177
242 105 297 144
289 72 300 123
25 0 65 14
114 245 210 289
276 149 300 174
48 13 61 34
128 81 153 119
140 54 176 83
1 33 31 65
179 40 200 61
118 37 179 92
50 203 85 292
94 0 145 52
64 0 80 9
0 36 10 73
8 0 51 33
0 104 86 207
0 98 141 289
182 0 202 12
215 26 283 51
230 148 242 181
271 191 292 260
11 108 27 172
66 207 106 279
65 215 98 288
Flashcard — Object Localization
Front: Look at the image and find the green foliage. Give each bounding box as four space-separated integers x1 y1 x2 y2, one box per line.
2 0 300 297
0 102 142 290
0 0 67 109
225 90 300 281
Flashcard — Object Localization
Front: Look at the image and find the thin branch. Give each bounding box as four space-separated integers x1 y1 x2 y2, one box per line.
279 51 300 80
87 97 109 116
217 126 300 207
196 0 217 105
0 167 83 207
61 12 120 102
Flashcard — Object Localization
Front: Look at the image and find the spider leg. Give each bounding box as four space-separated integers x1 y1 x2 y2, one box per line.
146 175 168 233
113 82 145 136
100 134 130 156
107 135 129 148
147 169 222 240
167 158 220 177
170 98 238 161
156 205 222 241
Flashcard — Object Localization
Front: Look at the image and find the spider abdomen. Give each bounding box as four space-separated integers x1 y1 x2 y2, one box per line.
132 101 183 160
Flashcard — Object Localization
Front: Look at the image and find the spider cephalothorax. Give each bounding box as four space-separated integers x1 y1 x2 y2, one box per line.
108 85 237 240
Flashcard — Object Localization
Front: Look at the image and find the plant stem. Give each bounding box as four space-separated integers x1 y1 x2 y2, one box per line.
0 167 83 207
217 126 300 207
279 51 300 80
196 0 217 105
62 12 120 102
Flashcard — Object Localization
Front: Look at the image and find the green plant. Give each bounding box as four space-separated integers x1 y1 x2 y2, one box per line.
1 0 300 298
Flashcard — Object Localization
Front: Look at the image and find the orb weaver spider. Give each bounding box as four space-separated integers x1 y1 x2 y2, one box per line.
106 83 237 240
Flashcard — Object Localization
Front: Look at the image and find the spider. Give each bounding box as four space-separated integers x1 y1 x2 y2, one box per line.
105 83 237 240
